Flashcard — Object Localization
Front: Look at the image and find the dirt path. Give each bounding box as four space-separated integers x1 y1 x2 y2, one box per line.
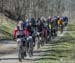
0 28 67 63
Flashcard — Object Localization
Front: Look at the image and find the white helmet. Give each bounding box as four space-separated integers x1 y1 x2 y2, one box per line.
18 20 24 30
26 19 29 22
60 18 63 20
41 16 45 20
48 16 51 19
57 16 60 18
18 21 23 25
41 16 46 21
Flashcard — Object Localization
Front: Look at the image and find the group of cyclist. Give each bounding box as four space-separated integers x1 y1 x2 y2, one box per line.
13 16 68 60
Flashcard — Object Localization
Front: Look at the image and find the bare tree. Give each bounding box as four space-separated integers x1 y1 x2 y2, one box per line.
0 0 74 21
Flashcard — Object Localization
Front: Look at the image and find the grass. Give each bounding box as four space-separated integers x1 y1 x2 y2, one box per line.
34 24 75 63
0 17 16 39
67 24 75 31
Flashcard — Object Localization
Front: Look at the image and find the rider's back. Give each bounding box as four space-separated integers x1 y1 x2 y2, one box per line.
57 19 64 25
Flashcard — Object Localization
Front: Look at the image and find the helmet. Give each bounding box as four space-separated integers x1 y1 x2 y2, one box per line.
57 16 60 18
41 16 44 21
18 20 24 30
60 18 63 20
48 16 51 19
52 16 57 18
41 16 46 21
18 21 23 25
26 19 29 22
38 18 40 20
51 18 55 21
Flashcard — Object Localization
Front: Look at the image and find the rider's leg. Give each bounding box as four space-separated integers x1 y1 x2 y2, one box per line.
32 36 35 47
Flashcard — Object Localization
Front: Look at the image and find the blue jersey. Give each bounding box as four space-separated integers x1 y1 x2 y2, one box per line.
31 18 36 26
61 16 68 22
23 21 28 28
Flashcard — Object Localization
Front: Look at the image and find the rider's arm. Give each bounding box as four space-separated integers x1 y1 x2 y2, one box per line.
13 29 17 39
